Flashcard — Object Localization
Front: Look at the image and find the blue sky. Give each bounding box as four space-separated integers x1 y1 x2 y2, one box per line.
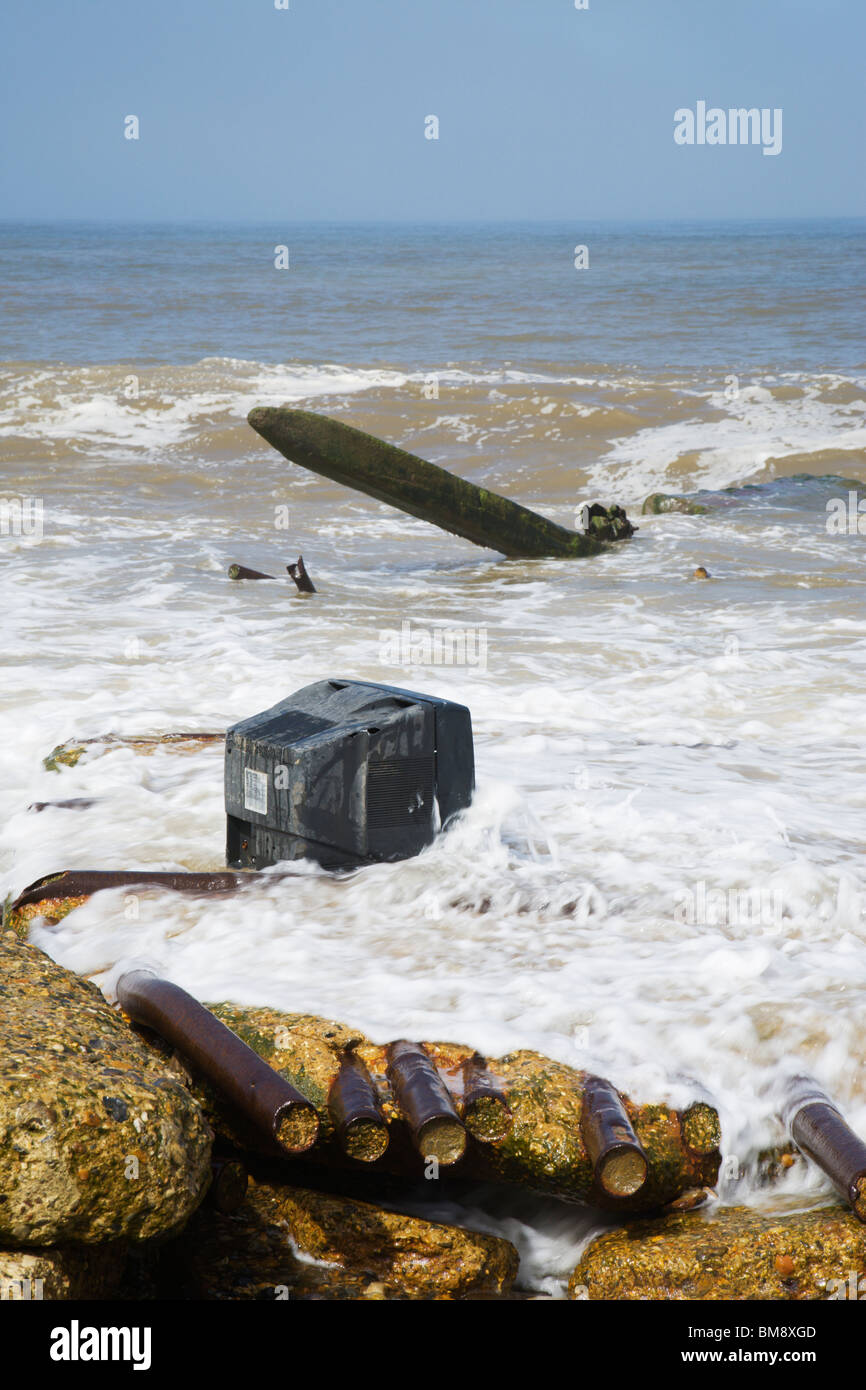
1 0 863 221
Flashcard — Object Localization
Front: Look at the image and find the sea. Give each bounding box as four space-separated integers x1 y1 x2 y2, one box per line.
1 219 865 1294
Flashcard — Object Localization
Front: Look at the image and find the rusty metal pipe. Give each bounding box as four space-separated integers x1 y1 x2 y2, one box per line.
287 556 316 593
228 564 275 580
116 970 319 1155
327 1052 389 1162
581 1075 649 1198
12 869 254 912
782 1075 866 1222
461 1054 512 1143
386 1040 466 1166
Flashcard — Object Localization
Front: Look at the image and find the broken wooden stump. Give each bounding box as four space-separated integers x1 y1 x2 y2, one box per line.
781 1075 866 1222
115 970 320 1156
247 406 614 559
287 555 316 593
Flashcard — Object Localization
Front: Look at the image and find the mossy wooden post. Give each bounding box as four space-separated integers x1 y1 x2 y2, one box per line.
247 407 604 559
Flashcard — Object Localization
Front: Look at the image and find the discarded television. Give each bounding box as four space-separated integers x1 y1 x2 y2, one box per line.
225 679 474 870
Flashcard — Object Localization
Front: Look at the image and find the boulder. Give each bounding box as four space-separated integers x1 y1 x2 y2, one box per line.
171 1177 518 1300
570 1203 866 1300
642 492 708 515
184 1005 720 1211
0 935 212 1245
0 1243 126 1300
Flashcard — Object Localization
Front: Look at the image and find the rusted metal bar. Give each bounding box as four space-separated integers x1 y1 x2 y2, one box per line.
781 1075 866 1222
11 869 252 913
228 563 275 580
248 406 608 560
581 1075 649 1198
287 555 316 593
327 1052 389 1162
27 798 97 813
115 970 319 1156
386 1040 466 1166
461 1054 512 1142
207 1157 249 1213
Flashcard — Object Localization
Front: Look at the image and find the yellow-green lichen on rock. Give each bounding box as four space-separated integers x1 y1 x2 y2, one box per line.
570 1203 866 1300
0 936 213 1246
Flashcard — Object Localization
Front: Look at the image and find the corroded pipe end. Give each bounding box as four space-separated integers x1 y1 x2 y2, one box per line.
463 1094 512 1144
854 1175 866 1224
418 1115 467 1167
681 1101 722 1156
598 1145 649 1197
342 1117 390 1163
274 1101 320 1154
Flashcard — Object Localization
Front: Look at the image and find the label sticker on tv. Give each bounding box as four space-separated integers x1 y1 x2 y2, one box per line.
244 768 268 815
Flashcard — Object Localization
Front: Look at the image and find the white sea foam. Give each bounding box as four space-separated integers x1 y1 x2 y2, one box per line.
3 360 866 1291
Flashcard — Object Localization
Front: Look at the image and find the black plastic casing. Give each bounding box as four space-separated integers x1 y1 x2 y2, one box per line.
225 679 474 870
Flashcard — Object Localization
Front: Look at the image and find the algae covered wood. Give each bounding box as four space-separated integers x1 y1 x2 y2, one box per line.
247 406 604 559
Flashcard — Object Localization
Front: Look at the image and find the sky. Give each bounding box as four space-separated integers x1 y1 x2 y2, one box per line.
0 0 863 222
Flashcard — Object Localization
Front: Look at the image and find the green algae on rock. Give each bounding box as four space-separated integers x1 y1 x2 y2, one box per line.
171 1177 518 1300
187 1008 720 1212
570 1203 866 1300
0 936 212 1246
642 492 708 516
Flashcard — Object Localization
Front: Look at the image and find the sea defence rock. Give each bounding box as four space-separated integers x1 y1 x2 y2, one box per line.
570 1204 866 1300
642 492 708 516
0 1243 126 1301
0 936 212 1246
248 406 615 559
164 1005 720 1214
170 1177 518 1300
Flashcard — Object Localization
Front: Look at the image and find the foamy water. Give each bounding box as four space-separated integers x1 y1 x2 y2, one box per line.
2 222 865 1293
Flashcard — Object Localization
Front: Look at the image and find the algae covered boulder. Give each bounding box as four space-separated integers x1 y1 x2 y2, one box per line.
0 935 212 1245
173 1177 518 1300
570 1203 866 1300
189 1007 719 1212
642 492 708 516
